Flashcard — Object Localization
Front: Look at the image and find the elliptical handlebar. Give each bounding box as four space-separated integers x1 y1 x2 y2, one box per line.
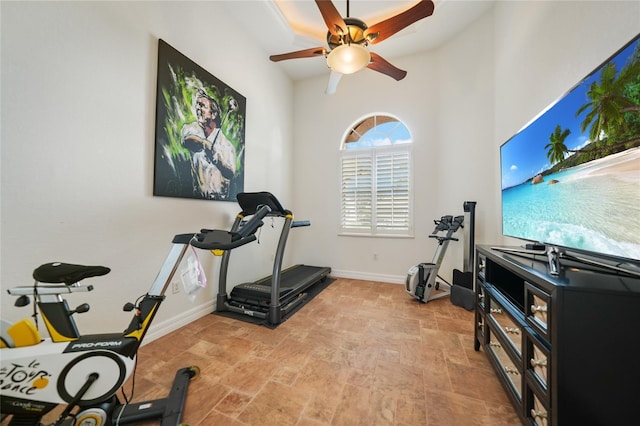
432 215 453 233
431 215 464 232
450 215 465 231
428 214 465 242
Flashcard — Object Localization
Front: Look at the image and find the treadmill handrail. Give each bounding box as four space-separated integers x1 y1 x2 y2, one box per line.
191 232 257 251
190 205 270 251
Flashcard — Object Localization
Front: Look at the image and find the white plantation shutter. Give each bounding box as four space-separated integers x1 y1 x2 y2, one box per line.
376 148 410 232
341 152 373 230
340 145 411 236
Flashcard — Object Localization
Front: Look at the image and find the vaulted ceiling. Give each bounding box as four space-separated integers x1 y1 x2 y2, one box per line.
222 0 495 81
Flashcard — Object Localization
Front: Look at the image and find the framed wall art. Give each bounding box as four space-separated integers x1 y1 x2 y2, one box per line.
153 39 245 201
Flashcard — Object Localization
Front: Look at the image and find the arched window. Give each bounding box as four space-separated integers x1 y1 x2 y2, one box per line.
340 114 412 236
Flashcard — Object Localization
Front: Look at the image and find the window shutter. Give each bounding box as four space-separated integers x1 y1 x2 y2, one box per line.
375 149 410 232
339 115 412 237
341 153 372 230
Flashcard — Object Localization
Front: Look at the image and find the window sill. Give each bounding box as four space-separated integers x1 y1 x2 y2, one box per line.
338 232 414 239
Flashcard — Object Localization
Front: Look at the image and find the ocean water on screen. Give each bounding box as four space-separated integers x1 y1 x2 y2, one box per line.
502 147 640 261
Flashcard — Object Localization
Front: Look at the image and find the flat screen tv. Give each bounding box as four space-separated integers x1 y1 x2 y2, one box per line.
500 33 640 272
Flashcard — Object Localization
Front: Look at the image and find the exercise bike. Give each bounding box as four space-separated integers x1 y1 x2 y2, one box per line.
0 205 270 426
406 214 465 303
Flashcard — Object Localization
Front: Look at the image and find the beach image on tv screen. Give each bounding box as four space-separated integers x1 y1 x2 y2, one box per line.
501 35 640 262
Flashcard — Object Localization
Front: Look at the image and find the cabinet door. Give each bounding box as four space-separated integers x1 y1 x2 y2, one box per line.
489 296 523 356
525 384 550 426
525 331 550 397
486 321 523 404
525 282 551 341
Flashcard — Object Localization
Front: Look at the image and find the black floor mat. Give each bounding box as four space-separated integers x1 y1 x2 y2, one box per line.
213 277 335 328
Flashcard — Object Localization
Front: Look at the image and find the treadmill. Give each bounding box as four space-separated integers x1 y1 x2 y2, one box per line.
215 192 331 325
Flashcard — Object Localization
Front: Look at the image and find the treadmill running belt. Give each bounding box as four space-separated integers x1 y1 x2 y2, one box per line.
230 264 330 306
214 276 335 328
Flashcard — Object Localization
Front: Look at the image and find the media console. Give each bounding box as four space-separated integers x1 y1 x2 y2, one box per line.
474 245 640 425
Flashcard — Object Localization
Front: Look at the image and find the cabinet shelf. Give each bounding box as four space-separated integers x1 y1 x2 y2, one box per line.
474 245 640 425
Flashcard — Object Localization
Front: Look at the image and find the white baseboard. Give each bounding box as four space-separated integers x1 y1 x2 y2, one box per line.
329 269 405 285
142 300 215 345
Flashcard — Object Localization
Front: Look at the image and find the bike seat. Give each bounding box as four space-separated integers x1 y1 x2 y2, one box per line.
33 262 111 285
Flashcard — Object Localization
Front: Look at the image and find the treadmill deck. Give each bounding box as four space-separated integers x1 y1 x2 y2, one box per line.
230 264 331 309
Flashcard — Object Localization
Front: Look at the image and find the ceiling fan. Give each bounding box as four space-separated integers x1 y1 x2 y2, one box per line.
269 0 435 94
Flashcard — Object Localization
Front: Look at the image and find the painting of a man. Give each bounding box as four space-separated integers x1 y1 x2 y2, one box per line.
153 39 245 201
181 90 236 199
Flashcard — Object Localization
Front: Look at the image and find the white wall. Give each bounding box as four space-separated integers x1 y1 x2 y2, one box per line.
288 10 494 283
2 1 638 340
289 0 639 283
493 0 639 247
0 1 294 338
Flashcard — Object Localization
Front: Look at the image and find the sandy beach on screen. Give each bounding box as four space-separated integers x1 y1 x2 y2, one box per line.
571 145 640 181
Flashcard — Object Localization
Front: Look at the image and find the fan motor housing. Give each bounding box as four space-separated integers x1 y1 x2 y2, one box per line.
326 17 368 49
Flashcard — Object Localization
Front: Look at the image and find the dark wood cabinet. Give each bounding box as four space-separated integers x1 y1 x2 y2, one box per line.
474 245 640 425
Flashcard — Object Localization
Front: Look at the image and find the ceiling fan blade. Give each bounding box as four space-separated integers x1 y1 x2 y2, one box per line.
315 0 347 36
325 70 343 95
364 0 435 45
367 52 407 81
269 47 327 62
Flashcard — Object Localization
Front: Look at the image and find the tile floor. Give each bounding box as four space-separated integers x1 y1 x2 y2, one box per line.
10 278 521 425
126 278 520 425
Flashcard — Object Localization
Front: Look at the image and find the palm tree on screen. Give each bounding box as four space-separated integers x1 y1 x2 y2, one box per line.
576 60 640 146
545 125 571 165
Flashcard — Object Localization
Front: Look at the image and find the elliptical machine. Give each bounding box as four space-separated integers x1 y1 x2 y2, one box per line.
406 201 477 304
406 215 464 302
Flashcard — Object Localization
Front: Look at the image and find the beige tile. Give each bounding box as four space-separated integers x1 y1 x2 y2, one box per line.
238 381 309 425
425 389 490 425
219 355 279 394
331 383 373 425
214 389 253 418
4 279 519 426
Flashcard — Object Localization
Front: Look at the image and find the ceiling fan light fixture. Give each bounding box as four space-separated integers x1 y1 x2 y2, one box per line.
326 44 370 74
